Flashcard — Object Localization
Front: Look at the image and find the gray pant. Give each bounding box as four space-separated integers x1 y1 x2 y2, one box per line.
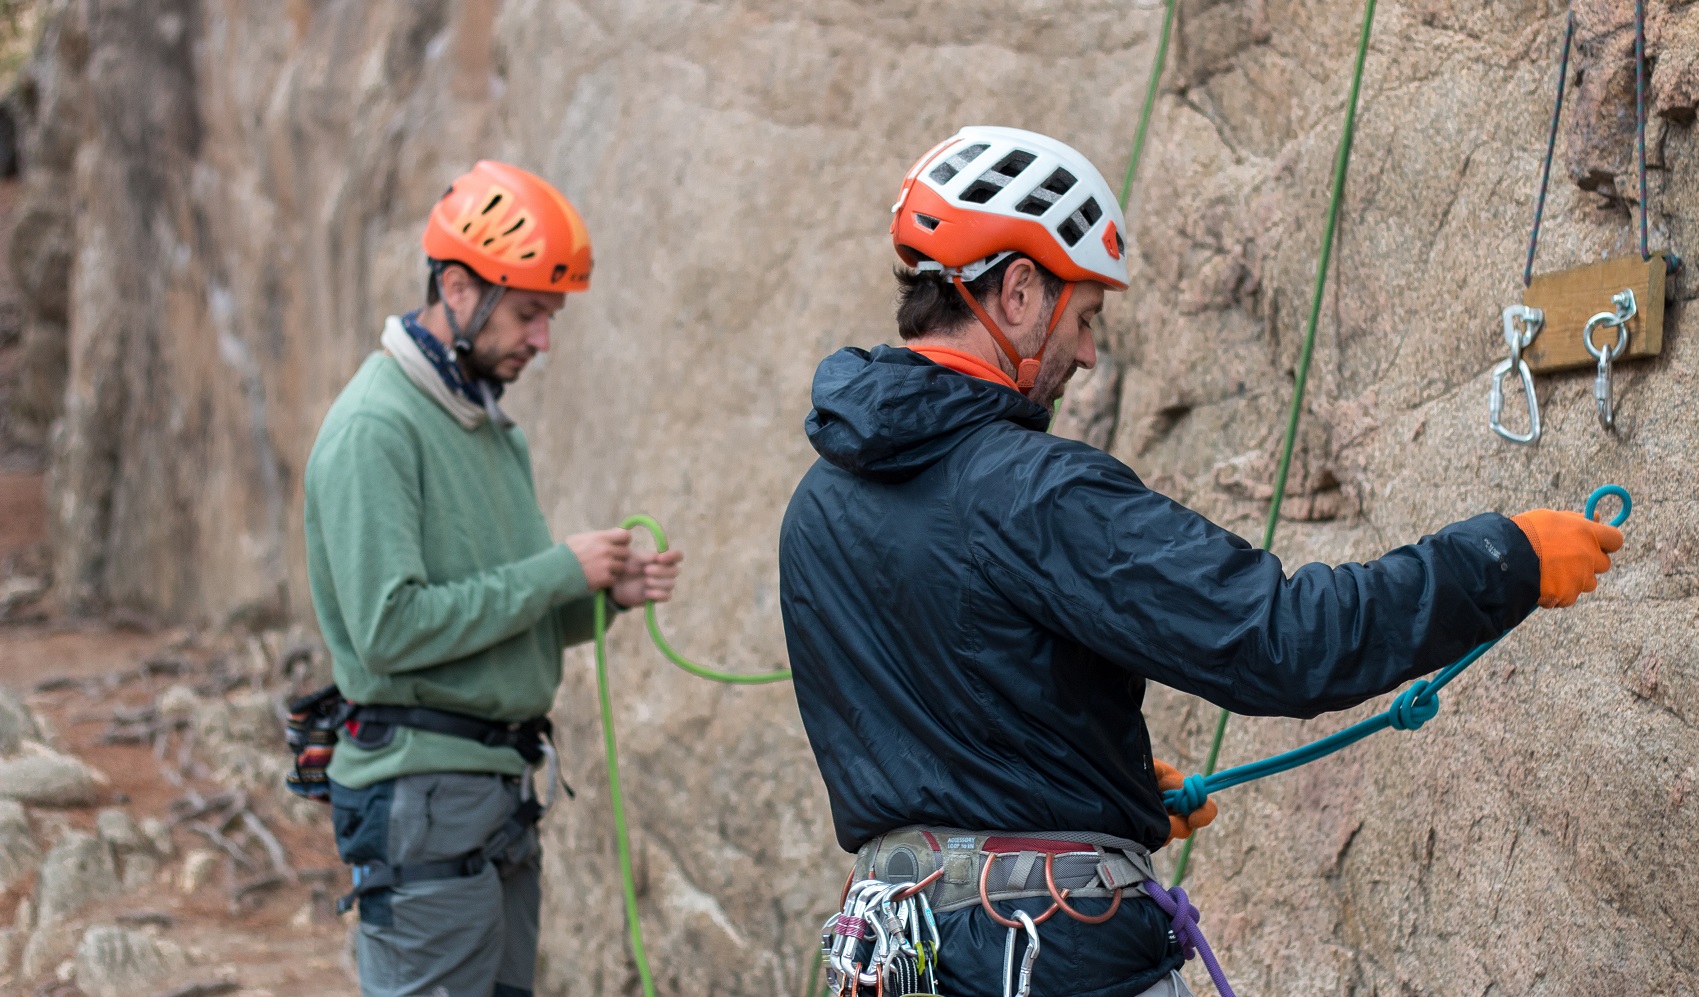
330 772 540 997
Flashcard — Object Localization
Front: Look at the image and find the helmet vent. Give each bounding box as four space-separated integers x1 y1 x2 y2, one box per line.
929 143 989 185
914 213 942 232
959 149 1037 205
1014 168 1077 216
502 218 525 236
482 193 504 214
1039 168 1077 196
989 150 1036 180
1058 197 1103 246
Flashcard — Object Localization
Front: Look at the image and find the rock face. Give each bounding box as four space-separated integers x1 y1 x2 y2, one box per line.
8 0 1697 994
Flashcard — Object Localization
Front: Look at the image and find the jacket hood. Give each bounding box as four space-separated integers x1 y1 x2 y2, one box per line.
805 345 1049 483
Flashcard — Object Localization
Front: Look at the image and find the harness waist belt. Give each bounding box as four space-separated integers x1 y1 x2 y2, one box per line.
351 704 552 765
854 826 1157 914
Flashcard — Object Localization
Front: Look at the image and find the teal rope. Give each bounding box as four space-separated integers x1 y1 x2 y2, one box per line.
1165 485 1632 815
593 514 792 997
1171 0 1379 887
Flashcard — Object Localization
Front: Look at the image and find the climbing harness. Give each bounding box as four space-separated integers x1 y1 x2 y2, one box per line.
1497 2 1680 443
1163 485 1632 816
1167 0 1379 889
1584 289 1636 431
1489 305 1545 444
283 685 572 804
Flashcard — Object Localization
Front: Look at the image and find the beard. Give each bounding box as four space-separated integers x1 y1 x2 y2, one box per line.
1025 347 1079 410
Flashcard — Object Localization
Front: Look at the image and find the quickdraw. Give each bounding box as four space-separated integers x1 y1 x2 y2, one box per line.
821 873 943 996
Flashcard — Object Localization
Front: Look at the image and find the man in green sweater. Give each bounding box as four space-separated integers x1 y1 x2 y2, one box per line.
304 161 679 997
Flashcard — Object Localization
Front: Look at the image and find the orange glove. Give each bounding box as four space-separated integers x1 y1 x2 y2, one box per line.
1511 509 1624 609
1154 759 1218 846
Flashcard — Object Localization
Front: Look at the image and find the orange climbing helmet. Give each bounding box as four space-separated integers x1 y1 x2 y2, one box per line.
891 126 1129 291
422 160 593 293
889 127 1128 393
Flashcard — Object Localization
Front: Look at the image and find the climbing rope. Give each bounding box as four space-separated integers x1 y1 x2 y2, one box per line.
1524 11 1575 286
1163 485 1632 818
1119 0 1178 210
1526 2 1665 281
592 515 791 997
1169 0 1379 887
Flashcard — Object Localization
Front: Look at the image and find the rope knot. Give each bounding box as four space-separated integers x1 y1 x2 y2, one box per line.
1389 680 1440 731
1170 774 1211 817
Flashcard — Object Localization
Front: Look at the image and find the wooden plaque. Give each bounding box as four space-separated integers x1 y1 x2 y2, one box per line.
1522 252 1667 374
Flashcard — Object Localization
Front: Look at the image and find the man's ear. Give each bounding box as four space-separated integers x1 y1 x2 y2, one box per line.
999 258 1040 327
440 264 481 314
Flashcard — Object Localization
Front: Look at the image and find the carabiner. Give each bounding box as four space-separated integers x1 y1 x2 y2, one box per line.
1584 289 1635 431
1489 305 1543 444
1001 909 1041 997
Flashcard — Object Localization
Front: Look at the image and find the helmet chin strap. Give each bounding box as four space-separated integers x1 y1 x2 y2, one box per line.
433 265 513 427
948 274 1076 394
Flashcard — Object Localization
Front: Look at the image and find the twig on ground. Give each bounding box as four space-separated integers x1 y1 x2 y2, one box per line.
240 808 295 881
187 821 255 870
149 981 240 997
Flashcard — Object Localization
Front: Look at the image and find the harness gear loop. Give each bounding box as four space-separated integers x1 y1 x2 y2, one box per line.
947 273 1076 394
1042 852 1122 924
977 852 1062 928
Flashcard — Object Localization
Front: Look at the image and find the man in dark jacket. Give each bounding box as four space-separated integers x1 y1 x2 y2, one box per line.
779 126 1623 997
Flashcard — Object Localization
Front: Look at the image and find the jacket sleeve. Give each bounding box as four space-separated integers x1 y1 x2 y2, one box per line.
966 441 1542 718
306 414 590 676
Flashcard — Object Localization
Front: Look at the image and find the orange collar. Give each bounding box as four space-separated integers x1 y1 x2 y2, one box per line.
912 346 1017 391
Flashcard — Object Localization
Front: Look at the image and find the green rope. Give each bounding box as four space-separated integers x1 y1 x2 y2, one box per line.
593 514 793 997
1120 0 1178 210
1169 0 1379 888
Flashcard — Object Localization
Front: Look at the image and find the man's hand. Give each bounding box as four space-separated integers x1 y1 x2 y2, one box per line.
1511 509 1624 609
566 528 633 591
1154 758 1218 847
611 548 685 610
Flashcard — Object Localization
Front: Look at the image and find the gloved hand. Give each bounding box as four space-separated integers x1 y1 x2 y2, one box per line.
1154 759 1218 846
1511 509 1624 609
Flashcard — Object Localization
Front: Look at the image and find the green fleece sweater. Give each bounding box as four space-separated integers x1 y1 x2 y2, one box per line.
304 351 598 789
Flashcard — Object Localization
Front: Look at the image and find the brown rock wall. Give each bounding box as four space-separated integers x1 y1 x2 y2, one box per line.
6 0 1696 993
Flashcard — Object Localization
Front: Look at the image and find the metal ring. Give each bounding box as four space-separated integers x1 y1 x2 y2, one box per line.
1583 484 1633 527
1583 309 1629 362
978 853 1061 928
1043 853 1123 924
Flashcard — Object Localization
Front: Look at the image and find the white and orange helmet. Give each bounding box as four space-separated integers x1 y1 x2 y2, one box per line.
891 126 1128 392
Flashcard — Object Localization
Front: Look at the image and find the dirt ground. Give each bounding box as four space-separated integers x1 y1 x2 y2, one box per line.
0 170 358 995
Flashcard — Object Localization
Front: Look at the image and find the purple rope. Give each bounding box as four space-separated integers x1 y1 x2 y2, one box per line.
1524 11 1574 287
1635 0 1648 260
1143 880 1235 997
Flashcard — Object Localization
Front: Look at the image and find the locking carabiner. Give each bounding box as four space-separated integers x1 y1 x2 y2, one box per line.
1489 305 1543 444
1584 289 1636 431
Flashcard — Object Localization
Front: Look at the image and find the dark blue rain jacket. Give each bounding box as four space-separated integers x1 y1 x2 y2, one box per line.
780 345 1541 996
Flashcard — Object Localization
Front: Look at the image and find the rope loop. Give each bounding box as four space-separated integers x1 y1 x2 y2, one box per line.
1388 680 1440 731
1142 880 1236 997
